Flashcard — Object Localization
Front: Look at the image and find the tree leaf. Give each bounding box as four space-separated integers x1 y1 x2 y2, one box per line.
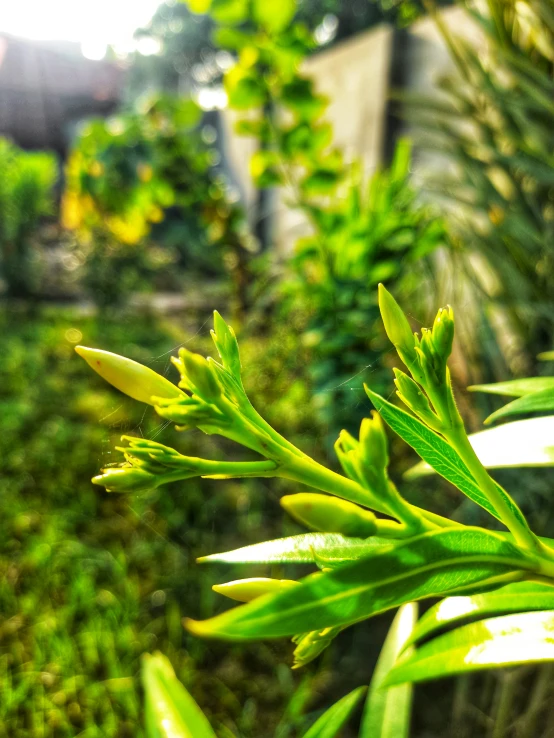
197 533 390 566
142 652 217 738
484 388 554 424
301 686 367 738
253 0 296 34
386 610 554 686
186 528 526 641
468 377 554 397
367 389 528 528
360 603 417 738
186 0 212 13
406 581 554 647
211 0 248 25
409 416 554 475
538 352 554 361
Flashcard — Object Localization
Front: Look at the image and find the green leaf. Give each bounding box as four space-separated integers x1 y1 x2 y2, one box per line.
300 168 341 197
281 78 327 120
386 610 554 686
225 67 266 109
367 389 528 527
468 377 554 397
250 149 283 188
186 528 526 641
302 686 366 738
409 416 554 474
197 533 390 565
211 0 248 25
253 0 296 34
538 352 554 361
185 0 211 13
484 388 554 424
360 603 417 738
142 652 217 738
406 582 554 648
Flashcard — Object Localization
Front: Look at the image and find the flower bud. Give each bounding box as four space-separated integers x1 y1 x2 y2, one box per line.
393 369 436 418
92 465 159 493
336 429 358 454
154 397 225 430
358 412 388 475
75 346 184 405
211 311 242 383
292 626 342 668
432 305 455 360
334 439 362 485
281 493 377 537
173 350 221 402
212 578 299 603
378 284 416 365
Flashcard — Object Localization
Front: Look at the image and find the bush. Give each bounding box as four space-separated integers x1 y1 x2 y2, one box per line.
0 138 57 297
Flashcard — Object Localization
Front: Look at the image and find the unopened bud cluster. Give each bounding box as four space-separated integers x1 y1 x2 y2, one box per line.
334 412 389 497
292 626 343 668
378 283 457 428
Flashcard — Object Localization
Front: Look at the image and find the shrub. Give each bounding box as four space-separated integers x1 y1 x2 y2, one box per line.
0 138 57 297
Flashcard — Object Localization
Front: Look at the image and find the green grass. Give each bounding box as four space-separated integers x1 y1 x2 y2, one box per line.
0 305 313 737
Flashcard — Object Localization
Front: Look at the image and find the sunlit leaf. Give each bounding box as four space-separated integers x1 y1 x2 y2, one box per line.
386 610 554 686
185 0 211 13
253 0 296 34
186 528 526 640
468 377 554 397
538 352 554 361
142 652 217 738
225 66 266 109
367 389 528 528
406 581 554 647
197 533 390 565
360 603 417 738
301 686 366 738
211 0 248 25
409 416 554 475
484 388 554 424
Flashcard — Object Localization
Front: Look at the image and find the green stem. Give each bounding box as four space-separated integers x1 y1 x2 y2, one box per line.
490 670 519 738
280 453 436 534
445 424 540 554
194 459 278 478
217 390 452 534
518 663 554 738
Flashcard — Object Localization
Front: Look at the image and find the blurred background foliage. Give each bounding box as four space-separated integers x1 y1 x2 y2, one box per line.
62 94 254 309
0 0 553 735
403 0 554 380
0 139 57 298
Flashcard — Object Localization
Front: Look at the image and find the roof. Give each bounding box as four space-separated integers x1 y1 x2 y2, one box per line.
0 33 124 152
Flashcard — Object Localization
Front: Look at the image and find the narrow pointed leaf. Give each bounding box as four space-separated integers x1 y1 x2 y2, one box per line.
142 652 217 738
197 533 390 566
484 388 554 424
360 603 417 738
386 610 554 686
302 686 367 738
409 416 554 475
468 377 554 398
367 389 528 528
407 581 554 647
186 528 526 641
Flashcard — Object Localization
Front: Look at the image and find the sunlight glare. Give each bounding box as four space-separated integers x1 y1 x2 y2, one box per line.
0 0 163 57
